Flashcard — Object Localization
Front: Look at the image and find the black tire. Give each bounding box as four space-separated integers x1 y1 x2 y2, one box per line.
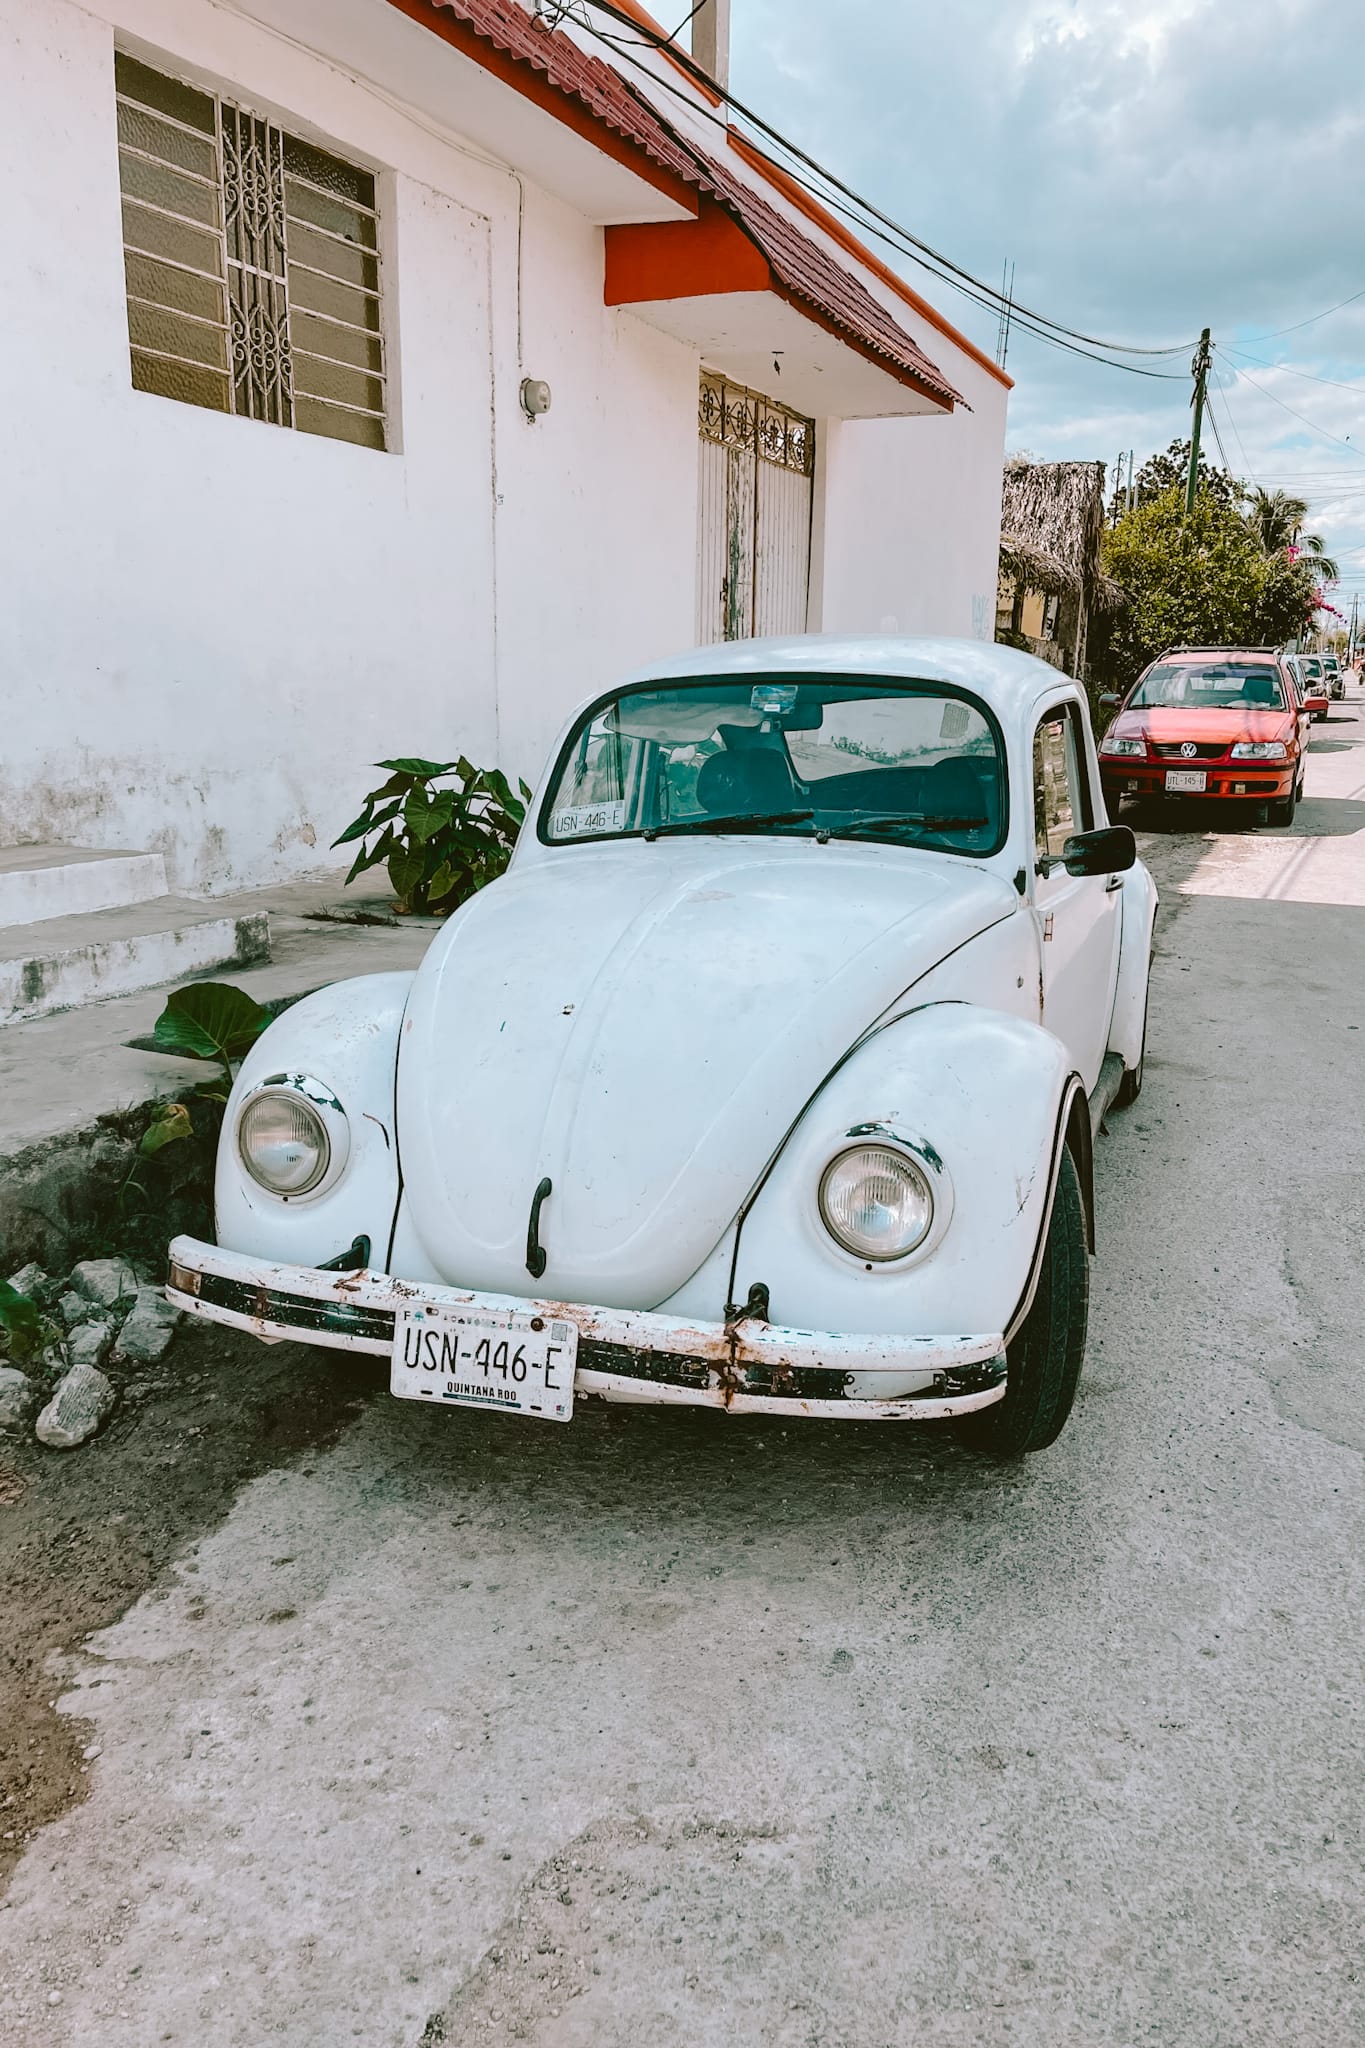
953 1149 1089 1457
1268 781 1297 826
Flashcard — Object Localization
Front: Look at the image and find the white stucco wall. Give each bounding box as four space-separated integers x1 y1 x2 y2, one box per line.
0 0 1007 896
816 348 1010 644
0 0 698 891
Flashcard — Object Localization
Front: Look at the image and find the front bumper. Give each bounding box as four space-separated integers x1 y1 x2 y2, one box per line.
1102 763 1293 802
166 1236 1007 1422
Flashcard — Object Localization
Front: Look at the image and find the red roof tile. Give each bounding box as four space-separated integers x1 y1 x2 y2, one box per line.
427 0 700 189
690 148 961 409
423 0 959 406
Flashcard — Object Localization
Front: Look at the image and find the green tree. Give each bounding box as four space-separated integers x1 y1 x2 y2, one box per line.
1101 483 1319 685
1124 437 1243 516
1245 486 1339 581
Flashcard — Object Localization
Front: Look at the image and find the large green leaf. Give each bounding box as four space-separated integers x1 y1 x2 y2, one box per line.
152 982 270 1067
0 1279 43 1361
377 758 455 778
139 1099 194 1157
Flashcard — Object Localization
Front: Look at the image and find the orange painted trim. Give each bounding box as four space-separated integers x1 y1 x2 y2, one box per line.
605 200 771 304
604 0 724 107
727 129 1013 391
384 0 700 217
605 205 953 413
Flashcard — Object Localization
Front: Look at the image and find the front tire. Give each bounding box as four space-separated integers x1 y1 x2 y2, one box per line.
953 1149 1089 1456
1268 781 1297 827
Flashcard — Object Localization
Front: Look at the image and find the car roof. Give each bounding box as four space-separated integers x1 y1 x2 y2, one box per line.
612 634 1073 726
1154 647 1285 662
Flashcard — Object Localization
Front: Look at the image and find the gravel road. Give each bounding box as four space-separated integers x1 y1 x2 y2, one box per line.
2 698 1363 2048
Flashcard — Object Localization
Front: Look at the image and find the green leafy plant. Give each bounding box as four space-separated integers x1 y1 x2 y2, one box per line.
333 757 531 916
152 982 271 1097
0 1279 43 1363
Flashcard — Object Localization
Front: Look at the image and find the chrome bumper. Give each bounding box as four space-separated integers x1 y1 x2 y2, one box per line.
166 1236 1007 1421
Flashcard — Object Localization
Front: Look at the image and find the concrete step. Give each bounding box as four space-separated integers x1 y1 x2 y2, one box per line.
0 897 271 1026
0 844 170 927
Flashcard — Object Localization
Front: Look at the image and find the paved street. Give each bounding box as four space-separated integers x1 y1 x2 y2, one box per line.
3 703 1364 2048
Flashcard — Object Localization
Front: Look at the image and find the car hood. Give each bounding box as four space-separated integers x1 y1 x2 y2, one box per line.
1115 707 1295 743
396 839 1017 1307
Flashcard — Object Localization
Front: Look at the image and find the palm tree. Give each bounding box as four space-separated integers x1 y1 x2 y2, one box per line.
1246 487 1340 580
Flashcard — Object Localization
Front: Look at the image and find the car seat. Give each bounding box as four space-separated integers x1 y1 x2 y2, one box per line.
696 747 797 816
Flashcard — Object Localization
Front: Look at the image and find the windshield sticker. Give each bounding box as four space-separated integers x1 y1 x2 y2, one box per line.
549 799 627 839
751 683 797 717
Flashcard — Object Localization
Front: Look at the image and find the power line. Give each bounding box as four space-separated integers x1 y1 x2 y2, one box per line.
1228 363 1365 458
1226 347 1365 397
575 1 1198 369
1241 285 1365 344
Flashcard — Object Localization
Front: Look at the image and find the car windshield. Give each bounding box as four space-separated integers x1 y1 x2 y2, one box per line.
541 679 1006 856
1301 659 1323 680
1129 661 1287 711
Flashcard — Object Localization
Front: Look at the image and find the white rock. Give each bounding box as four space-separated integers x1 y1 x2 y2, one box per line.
0 1367 38 1429
113 1287 183 1366
67 1316 116 1372
70 1258 138 1312
6 1263 47 1298
57 1291 93 1330
35 1363 117 1449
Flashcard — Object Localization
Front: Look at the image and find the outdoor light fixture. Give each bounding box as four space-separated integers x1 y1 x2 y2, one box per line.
520 377 552 422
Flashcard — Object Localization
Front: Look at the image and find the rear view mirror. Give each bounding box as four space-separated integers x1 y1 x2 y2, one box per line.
1098 692 1122 713
1063 825 1136 878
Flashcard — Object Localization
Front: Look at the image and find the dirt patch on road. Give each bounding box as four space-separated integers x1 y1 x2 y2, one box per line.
0 1324 380 1887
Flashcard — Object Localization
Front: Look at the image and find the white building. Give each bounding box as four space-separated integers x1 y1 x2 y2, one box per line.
1 0 1011 897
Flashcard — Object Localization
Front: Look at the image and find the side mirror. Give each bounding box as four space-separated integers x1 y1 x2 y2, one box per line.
1098 692 1122 713
1062 825 1136 878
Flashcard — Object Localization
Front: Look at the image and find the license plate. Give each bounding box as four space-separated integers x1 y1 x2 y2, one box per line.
390 1303 577 1421
1164 768 1206 793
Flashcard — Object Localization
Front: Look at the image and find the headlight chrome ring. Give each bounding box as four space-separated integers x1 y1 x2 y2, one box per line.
818 1131 945 1263
237 1074 350 1201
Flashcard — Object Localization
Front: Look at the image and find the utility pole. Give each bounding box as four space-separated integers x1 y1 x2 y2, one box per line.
1185 329 1213 517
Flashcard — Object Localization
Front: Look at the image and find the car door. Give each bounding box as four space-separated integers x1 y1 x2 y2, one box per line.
1284 659 1310 770
1031 700 1122 1092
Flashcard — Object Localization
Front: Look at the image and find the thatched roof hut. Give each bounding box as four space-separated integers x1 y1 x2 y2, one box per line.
998 458 1123 679
999 459 1107 602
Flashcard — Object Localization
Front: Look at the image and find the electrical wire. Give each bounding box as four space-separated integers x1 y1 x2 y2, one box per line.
1211 364 1258 488
1241 286 1365 344
1226 346 1365 397
1202 381 1233 476
1229 364 1365 459
574 0 1198 368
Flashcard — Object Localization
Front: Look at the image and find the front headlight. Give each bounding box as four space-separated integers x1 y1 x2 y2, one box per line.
238 1089 332 1195
818 1144 934 1261
1100 734 1146 757
1230 740 1287 760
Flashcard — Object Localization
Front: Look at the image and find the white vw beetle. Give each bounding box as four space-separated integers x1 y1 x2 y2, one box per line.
169 638 1156 1455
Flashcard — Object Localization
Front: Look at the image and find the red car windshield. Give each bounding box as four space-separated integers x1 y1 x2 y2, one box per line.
1129 662 1287 711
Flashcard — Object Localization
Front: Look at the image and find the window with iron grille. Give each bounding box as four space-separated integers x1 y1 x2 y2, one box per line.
115 51 387 450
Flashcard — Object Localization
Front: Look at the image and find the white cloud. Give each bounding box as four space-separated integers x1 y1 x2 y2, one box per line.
732 0 1365 584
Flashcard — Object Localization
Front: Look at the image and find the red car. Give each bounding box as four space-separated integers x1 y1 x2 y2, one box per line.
1099 647 1308 825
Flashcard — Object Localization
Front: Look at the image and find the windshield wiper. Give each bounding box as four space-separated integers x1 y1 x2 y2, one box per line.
826 813 986 838
642 808 815 840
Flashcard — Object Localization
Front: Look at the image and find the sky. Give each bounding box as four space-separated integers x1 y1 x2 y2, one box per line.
730 0 1365 624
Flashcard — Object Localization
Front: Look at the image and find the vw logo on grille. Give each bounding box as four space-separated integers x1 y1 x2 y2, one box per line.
1180 741 1198 758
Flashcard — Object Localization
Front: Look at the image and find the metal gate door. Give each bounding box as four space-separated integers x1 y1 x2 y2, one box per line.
696 372 815 643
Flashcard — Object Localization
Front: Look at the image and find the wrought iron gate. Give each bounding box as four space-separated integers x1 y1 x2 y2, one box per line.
696 372 815 643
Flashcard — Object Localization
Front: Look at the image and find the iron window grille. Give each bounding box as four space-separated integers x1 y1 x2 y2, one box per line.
115 50 387 450
698 372 814 477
